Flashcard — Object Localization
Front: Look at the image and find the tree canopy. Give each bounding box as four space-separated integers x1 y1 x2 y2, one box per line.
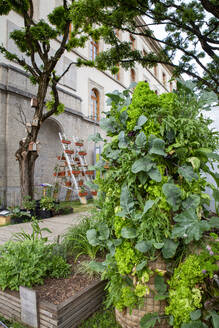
71 0 219 95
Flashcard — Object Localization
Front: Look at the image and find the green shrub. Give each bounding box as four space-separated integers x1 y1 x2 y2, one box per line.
0 239 70 291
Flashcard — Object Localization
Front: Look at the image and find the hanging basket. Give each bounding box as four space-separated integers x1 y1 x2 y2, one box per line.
115 258 169 328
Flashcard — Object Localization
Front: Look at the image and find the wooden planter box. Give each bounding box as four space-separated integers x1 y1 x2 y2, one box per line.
0 215 11 225
0 280 106 328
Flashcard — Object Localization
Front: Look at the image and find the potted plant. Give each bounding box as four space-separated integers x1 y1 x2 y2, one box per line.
65 149 74 155
78 180 83 186
91 190 97 196
57 154 66 161
61 139 71 144
85 170 94 175
58 171 65 177
78 186 88 197
39 196 55 219
71 166 80 175
78 149 87 156
65 180 71 187
22 196 36 217
75 138 84 147
8 206 31 224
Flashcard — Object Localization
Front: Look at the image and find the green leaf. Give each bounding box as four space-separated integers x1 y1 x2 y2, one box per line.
213 189 219 202
162 183 182 211
154 275 167 294
211 311 219 328
86 229 99 246
97 223 109 240
182 322 206 328
182 194 200 210
134 115 148 131
135 132 147 148
88 261 105 273
118 131 128 149
148 167 162 182
135 241 152 253
138 172 148 185
172 209 210 243
120 185 135 215
162 239 179 259
208 216 219 229
187 157 200 170
140 313 159 328
136 260 147 272
106 92 121 104
190 309 201 321
153 242 164 249
100 117 118 134
178 165 198 182
143 200 155 214
131 156 154 174
149 138 166 157
121 227 137 239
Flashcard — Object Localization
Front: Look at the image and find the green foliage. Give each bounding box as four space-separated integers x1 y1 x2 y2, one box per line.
78 306 121 328
40 196 55 210
72 0 219 94
63 217 103 260
86 81 219 313
0 239 70 291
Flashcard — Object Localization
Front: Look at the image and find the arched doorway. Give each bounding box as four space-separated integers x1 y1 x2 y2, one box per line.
35 118 63 187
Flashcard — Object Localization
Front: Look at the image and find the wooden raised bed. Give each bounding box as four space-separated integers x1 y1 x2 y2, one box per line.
0 280 106 328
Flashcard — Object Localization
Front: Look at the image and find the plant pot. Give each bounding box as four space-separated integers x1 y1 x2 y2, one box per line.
91 191 97 196
38 209 52 219
57 156 66 161
65 150 74 155
78 180 83 186
58 171 65 177
78 192 88 197
65 181 71 187
78 152 87 156
75 142 83 147
61 140 71 144
53 172 57 176
86 170 94 175
69 170 80 175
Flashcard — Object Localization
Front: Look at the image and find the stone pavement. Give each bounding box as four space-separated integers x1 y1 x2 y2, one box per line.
0 211 90 245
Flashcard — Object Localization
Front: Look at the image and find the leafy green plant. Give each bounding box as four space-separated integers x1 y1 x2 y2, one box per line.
0 239 70 290
86 81 219 315
22 196 36 211
12 218 51 242
78 306 121 328
7 206 31 219
63 217 103 260
40 196 55 210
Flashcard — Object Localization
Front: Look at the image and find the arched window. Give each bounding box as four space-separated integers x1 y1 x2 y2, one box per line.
90 88 100 121
131 68 136 83
90 39 99 60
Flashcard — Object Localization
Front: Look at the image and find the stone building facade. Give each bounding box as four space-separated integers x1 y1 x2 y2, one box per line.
0 0 176 206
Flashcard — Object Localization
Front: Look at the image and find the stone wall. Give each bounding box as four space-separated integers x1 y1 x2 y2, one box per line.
0 63 102 206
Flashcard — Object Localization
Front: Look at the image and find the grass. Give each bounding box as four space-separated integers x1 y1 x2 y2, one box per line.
59 199 94 214
0 316 27 328
78 306 121 328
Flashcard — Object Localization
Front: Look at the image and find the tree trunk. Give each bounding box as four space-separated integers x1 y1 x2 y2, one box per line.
16 143 39 200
